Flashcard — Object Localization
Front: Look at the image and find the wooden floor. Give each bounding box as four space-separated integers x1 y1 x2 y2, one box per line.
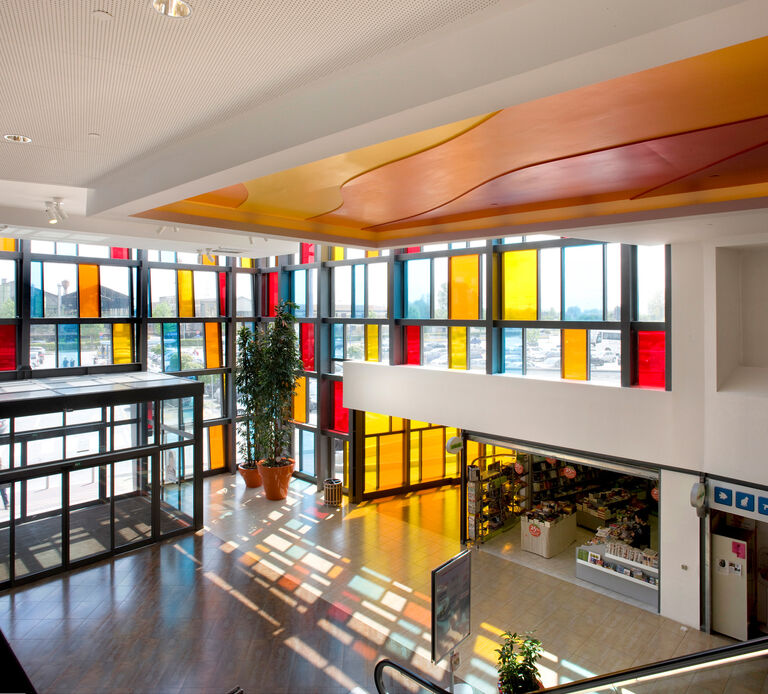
0 476 764 694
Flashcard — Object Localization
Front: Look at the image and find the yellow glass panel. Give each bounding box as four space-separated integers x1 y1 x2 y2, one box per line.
0 238 16 252
364 436 378 493
366 250 379 258
202 254 217 266
449 254 479 319
378 433 404 490
343 440 349 488
204 322 221 368
113 324 133 364
445 428 460 477
563 329 588 380
78 264 100 317
409 431 420 485
332 247 344 261
503 250 537 320
241 258 253 268
209 425 225 469
391 417 405 432
421 428 444 482
365 324 379 362
293 376 307 423
449 327 467 370
365 411 390 435
410 420 430 430
178 270 194 318
466 440 481 467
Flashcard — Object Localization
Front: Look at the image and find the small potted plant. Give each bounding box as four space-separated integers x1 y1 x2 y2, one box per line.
235 299 303 499
496 631 543 694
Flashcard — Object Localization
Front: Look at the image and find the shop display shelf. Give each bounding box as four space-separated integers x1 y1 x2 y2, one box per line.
575 559 659 590
604 551 658 574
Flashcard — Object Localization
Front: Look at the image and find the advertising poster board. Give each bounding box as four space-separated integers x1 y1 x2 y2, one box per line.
431 550 471 663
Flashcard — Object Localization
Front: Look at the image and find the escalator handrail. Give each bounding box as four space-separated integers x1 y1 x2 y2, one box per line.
538 634 768 693
374 659 451 694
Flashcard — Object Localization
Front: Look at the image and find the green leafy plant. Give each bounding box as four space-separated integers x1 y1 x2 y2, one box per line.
496 631 542 694
236 300 303 468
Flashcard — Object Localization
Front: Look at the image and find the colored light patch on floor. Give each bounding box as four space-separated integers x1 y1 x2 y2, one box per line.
285 545 307 561
403 601 431 628
263 533 292 552
301 552 333 574
347 575 385 601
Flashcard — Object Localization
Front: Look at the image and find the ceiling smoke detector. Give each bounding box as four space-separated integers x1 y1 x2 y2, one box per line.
152 0 192 18
3 134 31 143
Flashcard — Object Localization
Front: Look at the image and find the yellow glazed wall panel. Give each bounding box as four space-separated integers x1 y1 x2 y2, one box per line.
365 324 379 362
449 254 479 319
449 327 467 370
503 250 537 320
562 329 588 380
178 270 194 318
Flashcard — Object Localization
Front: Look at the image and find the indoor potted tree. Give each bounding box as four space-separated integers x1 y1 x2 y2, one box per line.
235 299 303 499
496 632 543 693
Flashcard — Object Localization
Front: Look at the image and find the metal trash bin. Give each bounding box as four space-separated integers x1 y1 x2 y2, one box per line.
323 478 342 507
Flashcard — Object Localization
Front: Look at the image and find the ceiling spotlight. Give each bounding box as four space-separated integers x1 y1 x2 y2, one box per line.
152 0 192 18
3 134 31 144
44 198 68 225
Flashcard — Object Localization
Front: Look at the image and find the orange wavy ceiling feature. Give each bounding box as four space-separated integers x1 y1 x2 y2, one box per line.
314 37 768 230
366 117 768 231
189 183 249 208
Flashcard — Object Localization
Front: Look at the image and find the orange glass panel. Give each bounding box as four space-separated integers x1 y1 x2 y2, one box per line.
421 428 444 482
409 432 420 485
331 247 344 261
391 417 405 432
445 427 460 477
293 376 307 423
366 250 379 257
113 323 133 364
78 264 100 317
0 238 16 252
503 250 537 320
365 412 390 435
364 436 378 493
562 329 588 380
449 327 467 370
202 254 217 266
449 254 479 319
365 324 379 362
378 433 404 490
241 258 253 268
178 270 194 317
204 322 221 368
209 425 225 469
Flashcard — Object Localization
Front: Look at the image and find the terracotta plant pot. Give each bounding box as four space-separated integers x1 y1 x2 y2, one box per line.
237 463 263 488
258 459 295 500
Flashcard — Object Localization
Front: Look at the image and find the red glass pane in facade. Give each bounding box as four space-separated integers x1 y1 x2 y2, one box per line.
300 243 316 264
218 273 227 316
637 331 666 388
405 325 421 365
0 325 15 370
405 247 421 253
333 381 348 433
300 323 315 371
110 247 130 259
262 272 279 317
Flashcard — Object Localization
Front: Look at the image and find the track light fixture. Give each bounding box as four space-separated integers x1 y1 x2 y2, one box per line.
44 198 67 225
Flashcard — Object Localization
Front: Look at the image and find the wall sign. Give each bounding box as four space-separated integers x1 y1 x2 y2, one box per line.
710 480 768 523
514 462 524 475
651 486 660 502
528 524 541 537
562 466 577 479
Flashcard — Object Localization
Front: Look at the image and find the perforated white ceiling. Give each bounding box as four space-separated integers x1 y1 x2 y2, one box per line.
0 0 502 187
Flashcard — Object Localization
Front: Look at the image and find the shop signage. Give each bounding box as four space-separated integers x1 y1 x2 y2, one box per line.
710 480 768 523
651 487 660 502
514 462 524 475
562 466 576 479
528 524 541 537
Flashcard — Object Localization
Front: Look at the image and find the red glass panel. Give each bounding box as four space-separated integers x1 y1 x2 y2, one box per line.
300 323 315 371
637 331 666 388
110 247 130 259
0 325 15 370
268 273 279 317
218 272 226 316
333 381 348 433
406 325 421 365
300 243 316 264
405 247 421 253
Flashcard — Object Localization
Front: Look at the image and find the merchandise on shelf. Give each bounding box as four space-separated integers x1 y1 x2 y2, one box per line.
524 499 574 524
605 541 659 569
577 546 659 586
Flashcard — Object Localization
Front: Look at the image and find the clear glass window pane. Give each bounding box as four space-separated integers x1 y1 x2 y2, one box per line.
353 264 365 318
422 326 447 368
606 243 621 321
150 268 177 317
434 257 448 319
504 328 523 374
301 429 315 476
590 330 621 386
176 252 198 265
147 323 162 372
197 374 224 420
101 265 132 317
56 243 77 256
235 274 253 317
525 328 560 380
307 268 317 318
367 263 388 318
332 323 344 359
380 325 390 364
539 247 561 320
179 323 204 370
29 324 55 369
637 245 665 321
346 324 364 362
80 323 111 366
30 240 55 254
469 327 486 371
194 271 218 317
0 260 16 318
333 266 351 317
78 244 109 258
293 270 307 317
406 259 430 318
346 248 365 260
44 263 78 317
308 378 317 426
564 245 603 321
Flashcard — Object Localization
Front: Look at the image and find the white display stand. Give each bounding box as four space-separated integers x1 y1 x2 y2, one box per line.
575 544 658 608
521 513 577 558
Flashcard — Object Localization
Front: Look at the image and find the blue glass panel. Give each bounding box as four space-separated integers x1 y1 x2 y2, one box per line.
333 323 344 359
293 270 307 317
353 264 365 317
301 429 315 476
163 323 180 372
58 324 79 368
31 261 43 317
504 328 523 374
406 259 430 318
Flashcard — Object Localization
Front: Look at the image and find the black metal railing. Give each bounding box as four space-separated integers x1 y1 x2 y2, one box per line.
374 659 451 694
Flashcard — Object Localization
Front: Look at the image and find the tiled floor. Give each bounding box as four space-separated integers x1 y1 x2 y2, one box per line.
0 476 758 693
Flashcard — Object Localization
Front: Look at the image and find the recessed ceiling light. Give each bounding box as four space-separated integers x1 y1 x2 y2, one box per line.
91 9 113 21
3 134 31 143
88 132 101 139
152 0 192 18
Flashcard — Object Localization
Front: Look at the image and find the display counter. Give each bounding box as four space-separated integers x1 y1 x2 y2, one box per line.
575 543 658 608
521 512 577 558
